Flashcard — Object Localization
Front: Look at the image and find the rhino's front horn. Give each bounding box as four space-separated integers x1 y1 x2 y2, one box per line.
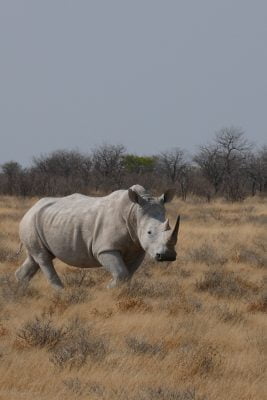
169 215 180 244
163 218 171 231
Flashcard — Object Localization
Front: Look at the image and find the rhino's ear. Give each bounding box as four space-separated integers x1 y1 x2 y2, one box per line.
159 188 176 204
128 189 145 205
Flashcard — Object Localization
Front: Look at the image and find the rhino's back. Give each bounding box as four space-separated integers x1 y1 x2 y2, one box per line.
19 191 130 267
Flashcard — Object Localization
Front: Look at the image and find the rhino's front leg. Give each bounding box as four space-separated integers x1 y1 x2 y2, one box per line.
127 252 146 278
97 251 130 288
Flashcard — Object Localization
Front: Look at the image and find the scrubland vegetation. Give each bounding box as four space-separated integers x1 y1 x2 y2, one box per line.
0 194 266 400
1 127 267 201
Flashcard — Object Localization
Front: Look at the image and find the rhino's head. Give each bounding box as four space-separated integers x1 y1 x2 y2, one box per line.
128 187 180 262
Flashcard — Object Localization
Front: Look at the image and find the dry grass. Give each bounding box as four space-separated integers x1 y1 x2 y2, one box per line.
0 195 266 400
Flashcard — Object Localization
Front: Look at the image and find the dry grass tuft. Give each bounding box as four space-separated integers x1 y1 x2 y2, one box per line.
214 304 245 324
63 377 106 397
136 387 203 400
117 278 176 299
248 290 267 313
188 243 227 266
179 342 222 377
233 245 267 268
14 315 64 350
125 336 164 356
196 269 259 298
164 293 202 315
0 274 39 302
116 295 152 312
48 287 89 314
50 317 107 369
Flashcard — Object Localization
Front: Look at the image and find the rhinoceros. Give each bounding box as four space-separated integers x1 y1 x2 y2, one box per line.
15 185 180 289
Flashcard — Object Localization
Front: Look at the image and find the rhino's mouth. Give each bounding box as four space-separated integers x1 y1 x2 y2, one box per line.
155 253 176 262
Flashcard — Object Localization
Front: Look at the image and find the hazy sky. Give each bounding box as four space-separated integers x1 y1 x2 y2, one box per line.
0 0 266 165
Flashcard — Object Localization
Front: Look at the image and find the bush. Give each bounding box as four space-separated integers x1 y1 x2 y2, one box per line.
234 247 267 269
248 290 267 313
196 269 259 298
116 296 152 312
117 279 175 299
50 317 107 369
137 387 206 400
48 287 88 313
188 244 226 266
15 315 63 349
178 342 222 378
214 305 244 324
0 274 38 302
126 336 164 356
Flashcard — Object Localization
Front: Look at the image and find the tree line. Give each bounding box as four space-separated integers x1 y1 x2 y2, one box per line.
1 126 266 201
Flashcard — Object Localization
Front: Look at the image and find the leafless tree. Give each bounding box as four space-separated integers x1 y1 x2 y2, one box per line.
157 148 190 199
0 133 266 200
215 127 253 200
157 148 186 183
245 146 267 195
31 150 92 195
194 144 224 194
91 144 126 191
1 161 23 195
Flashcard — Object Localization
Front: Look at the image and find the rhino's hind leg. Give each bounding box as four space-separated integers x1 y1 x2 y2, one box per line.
15 256 40 283
98 251 130 288
32 254 64 290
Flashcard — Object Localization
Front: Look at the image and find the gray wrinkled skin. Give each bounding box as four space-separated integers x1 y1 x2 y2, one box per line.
15 185 180 289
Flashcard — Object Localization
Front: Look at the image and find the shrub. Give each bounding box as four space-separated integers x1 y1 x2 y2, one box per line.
137 387 206 400
233 247 267 269
164 294 202 315
62 377 83 395
0 246 10 263
15 315 63 349
214 304 244 324
0 274 38 302
117 279 175 299
50 317 107 369
116 296 152 312
188 244 226 266
248 290 267 313
63 378 105 397
196 269 258 298
126 336 164 356
179 342 222 378
48 287 88 313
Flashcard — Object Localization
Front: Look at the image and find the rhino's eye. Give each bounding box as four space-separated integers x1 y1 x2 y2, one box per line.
147 230 152 235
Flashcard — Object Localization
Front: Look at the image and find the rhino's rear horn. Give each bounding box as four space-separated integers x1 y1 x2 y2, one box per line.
163 218 171 231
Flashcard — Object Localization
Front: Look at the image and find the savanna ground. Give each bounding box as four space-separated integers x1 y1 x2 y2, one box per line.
0 195 266 400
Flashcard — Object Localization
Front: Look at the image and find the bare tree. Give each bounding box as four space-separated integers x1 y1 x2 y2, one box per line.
215 127 253 200
157 148 189 199
194 144 224 194
1 161 23 195
157 148 186 183
245 146 267 195
91 144 126 191
31 150 92 195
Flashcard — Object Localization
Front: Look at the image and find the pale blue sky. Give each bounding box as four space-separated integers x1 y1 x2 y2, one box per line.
0 0 266 165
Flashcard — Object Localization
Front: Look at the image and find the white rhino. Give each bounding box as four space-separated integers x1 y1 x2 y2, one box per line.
15 185 180 289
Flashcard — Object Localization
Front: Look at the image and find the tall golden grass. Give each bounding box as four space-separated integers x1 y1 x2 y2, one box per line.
0 195 266 400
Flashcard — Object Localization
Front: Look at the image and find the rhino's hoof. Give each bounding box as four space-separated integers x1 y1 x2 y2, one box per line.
51 282 64 291
107 279 117 289
15 268 25 282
